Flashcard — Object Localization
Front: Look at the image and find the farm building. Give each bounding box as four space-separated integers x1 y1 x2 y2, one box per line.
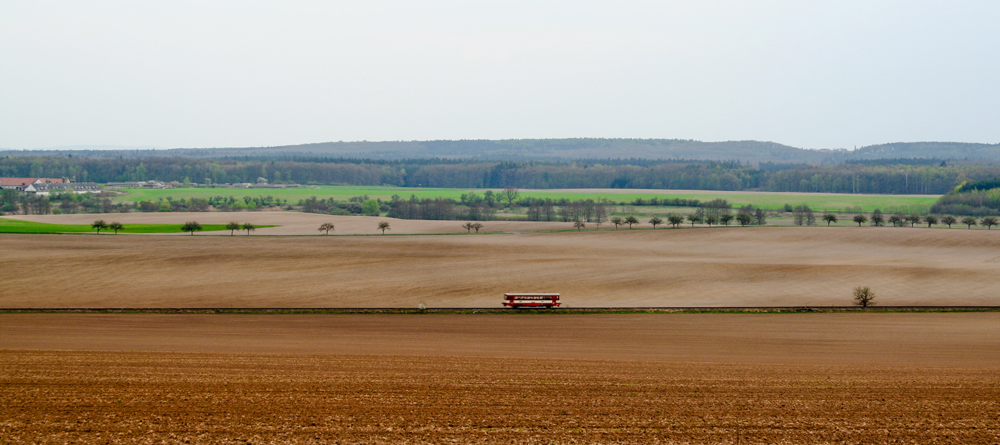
0 177 65 191
23 182 100 195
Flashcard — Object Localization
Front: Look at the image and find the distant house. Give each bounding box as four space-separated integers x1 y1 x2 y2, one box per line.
24 182 100 196
0 177 64 191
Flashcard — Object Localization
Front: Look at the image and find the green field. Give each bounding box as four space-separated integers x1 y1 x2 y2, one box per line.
0 218 241 234
114 186 939 213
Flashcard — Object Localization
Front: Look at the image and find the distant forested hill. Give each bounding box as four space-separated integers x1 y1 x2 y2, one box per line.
6 139 997 163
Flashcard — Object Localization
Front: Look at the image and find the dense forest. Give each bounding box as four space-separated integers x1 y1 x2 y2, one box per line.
3 154 1000 195
930 178 1000 216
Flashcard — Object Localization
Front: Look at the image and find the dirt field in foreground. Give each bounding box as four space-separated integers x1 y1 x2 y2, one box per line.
2 314 998 444
3 226 1000 307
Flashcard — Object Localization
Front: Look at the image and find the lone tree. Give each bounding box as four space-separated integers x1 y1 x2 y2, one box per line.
648 216 663 229
982 216 999 230
668 214 685 228
226 221 241 236
941 215 957 228
319 222 335 235
823 213 837 226
610 216 624 229
377 221 391 234
624 215 639 229
182 221 203 235
924 215 938 228
853 214 868 227
462 222 475 233
853 286 876 308
242 222 256 235
573 220 586 231
471 222 483 233
962 217 978 229
687 213 702 227
736 212 752 227
108 222 125 235
91 219 108 234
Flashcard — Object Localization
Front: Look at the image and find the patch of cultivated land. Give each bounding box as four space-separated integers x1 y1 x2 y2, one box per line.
1 314 998 444
2 226 1000 307
3 212 570 235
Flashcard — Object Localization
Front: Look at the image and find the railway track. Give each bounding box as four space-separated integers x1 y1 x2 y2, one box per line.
2 306 999 313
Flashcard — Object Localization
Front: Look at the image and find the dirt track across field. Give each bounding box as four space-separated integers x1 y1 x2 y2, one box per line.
3 226 1000 307
2 314 999 444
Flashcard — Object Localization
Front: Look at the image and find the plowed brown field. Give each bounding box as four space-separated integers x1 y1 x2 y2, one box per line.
2 314 999 444
2 226 1000 307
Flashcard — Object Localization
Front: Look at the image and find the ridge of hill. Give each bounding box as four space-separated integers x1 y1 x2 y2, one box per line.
3 139 999 164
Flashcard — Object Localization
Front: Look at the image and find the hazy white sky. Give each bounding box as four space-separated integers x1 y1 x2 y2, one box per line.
2 1 998 150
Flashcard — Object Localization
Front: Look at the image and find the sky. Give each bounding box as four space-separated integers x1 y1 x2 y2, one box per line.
1 1 999 150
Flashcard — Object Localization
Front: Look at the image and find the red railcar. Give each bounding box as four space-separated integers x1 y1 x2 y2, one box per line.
503 293 561 308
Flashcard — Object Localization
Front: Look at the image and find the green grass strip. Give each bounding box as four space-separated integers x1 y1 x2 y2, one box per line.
0 218 274 234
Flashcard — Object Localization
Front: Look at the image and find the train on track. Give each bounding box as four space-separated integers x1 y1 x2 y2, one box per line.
502 292 561 308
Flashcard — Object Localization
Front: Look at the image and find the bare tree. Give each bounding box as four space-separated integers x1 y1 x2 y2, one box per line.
226 221 241 236
108 222 124 234
853 286 876 308
242 222 256 235
462 222 475 233
378 221 391 234
500 186 519 208
593 202 607 228
319 223 335 235
648 216 663 229
573 220 586 231
91 219 108 234
472 222 483 233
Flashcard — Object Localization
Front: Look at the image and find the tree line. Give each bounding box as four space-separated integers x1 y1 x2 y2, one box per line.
6 154 1000 194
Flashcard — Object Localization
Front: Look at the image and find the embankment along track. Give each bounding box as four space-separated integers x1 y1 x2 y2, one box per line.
2 226 1000 307
1 313 999 366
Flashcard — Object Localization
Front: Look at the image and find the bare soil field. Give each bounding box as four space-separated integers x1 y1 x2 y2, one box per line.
4 212 574 235
2 226 1000 307
2 314 998 444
